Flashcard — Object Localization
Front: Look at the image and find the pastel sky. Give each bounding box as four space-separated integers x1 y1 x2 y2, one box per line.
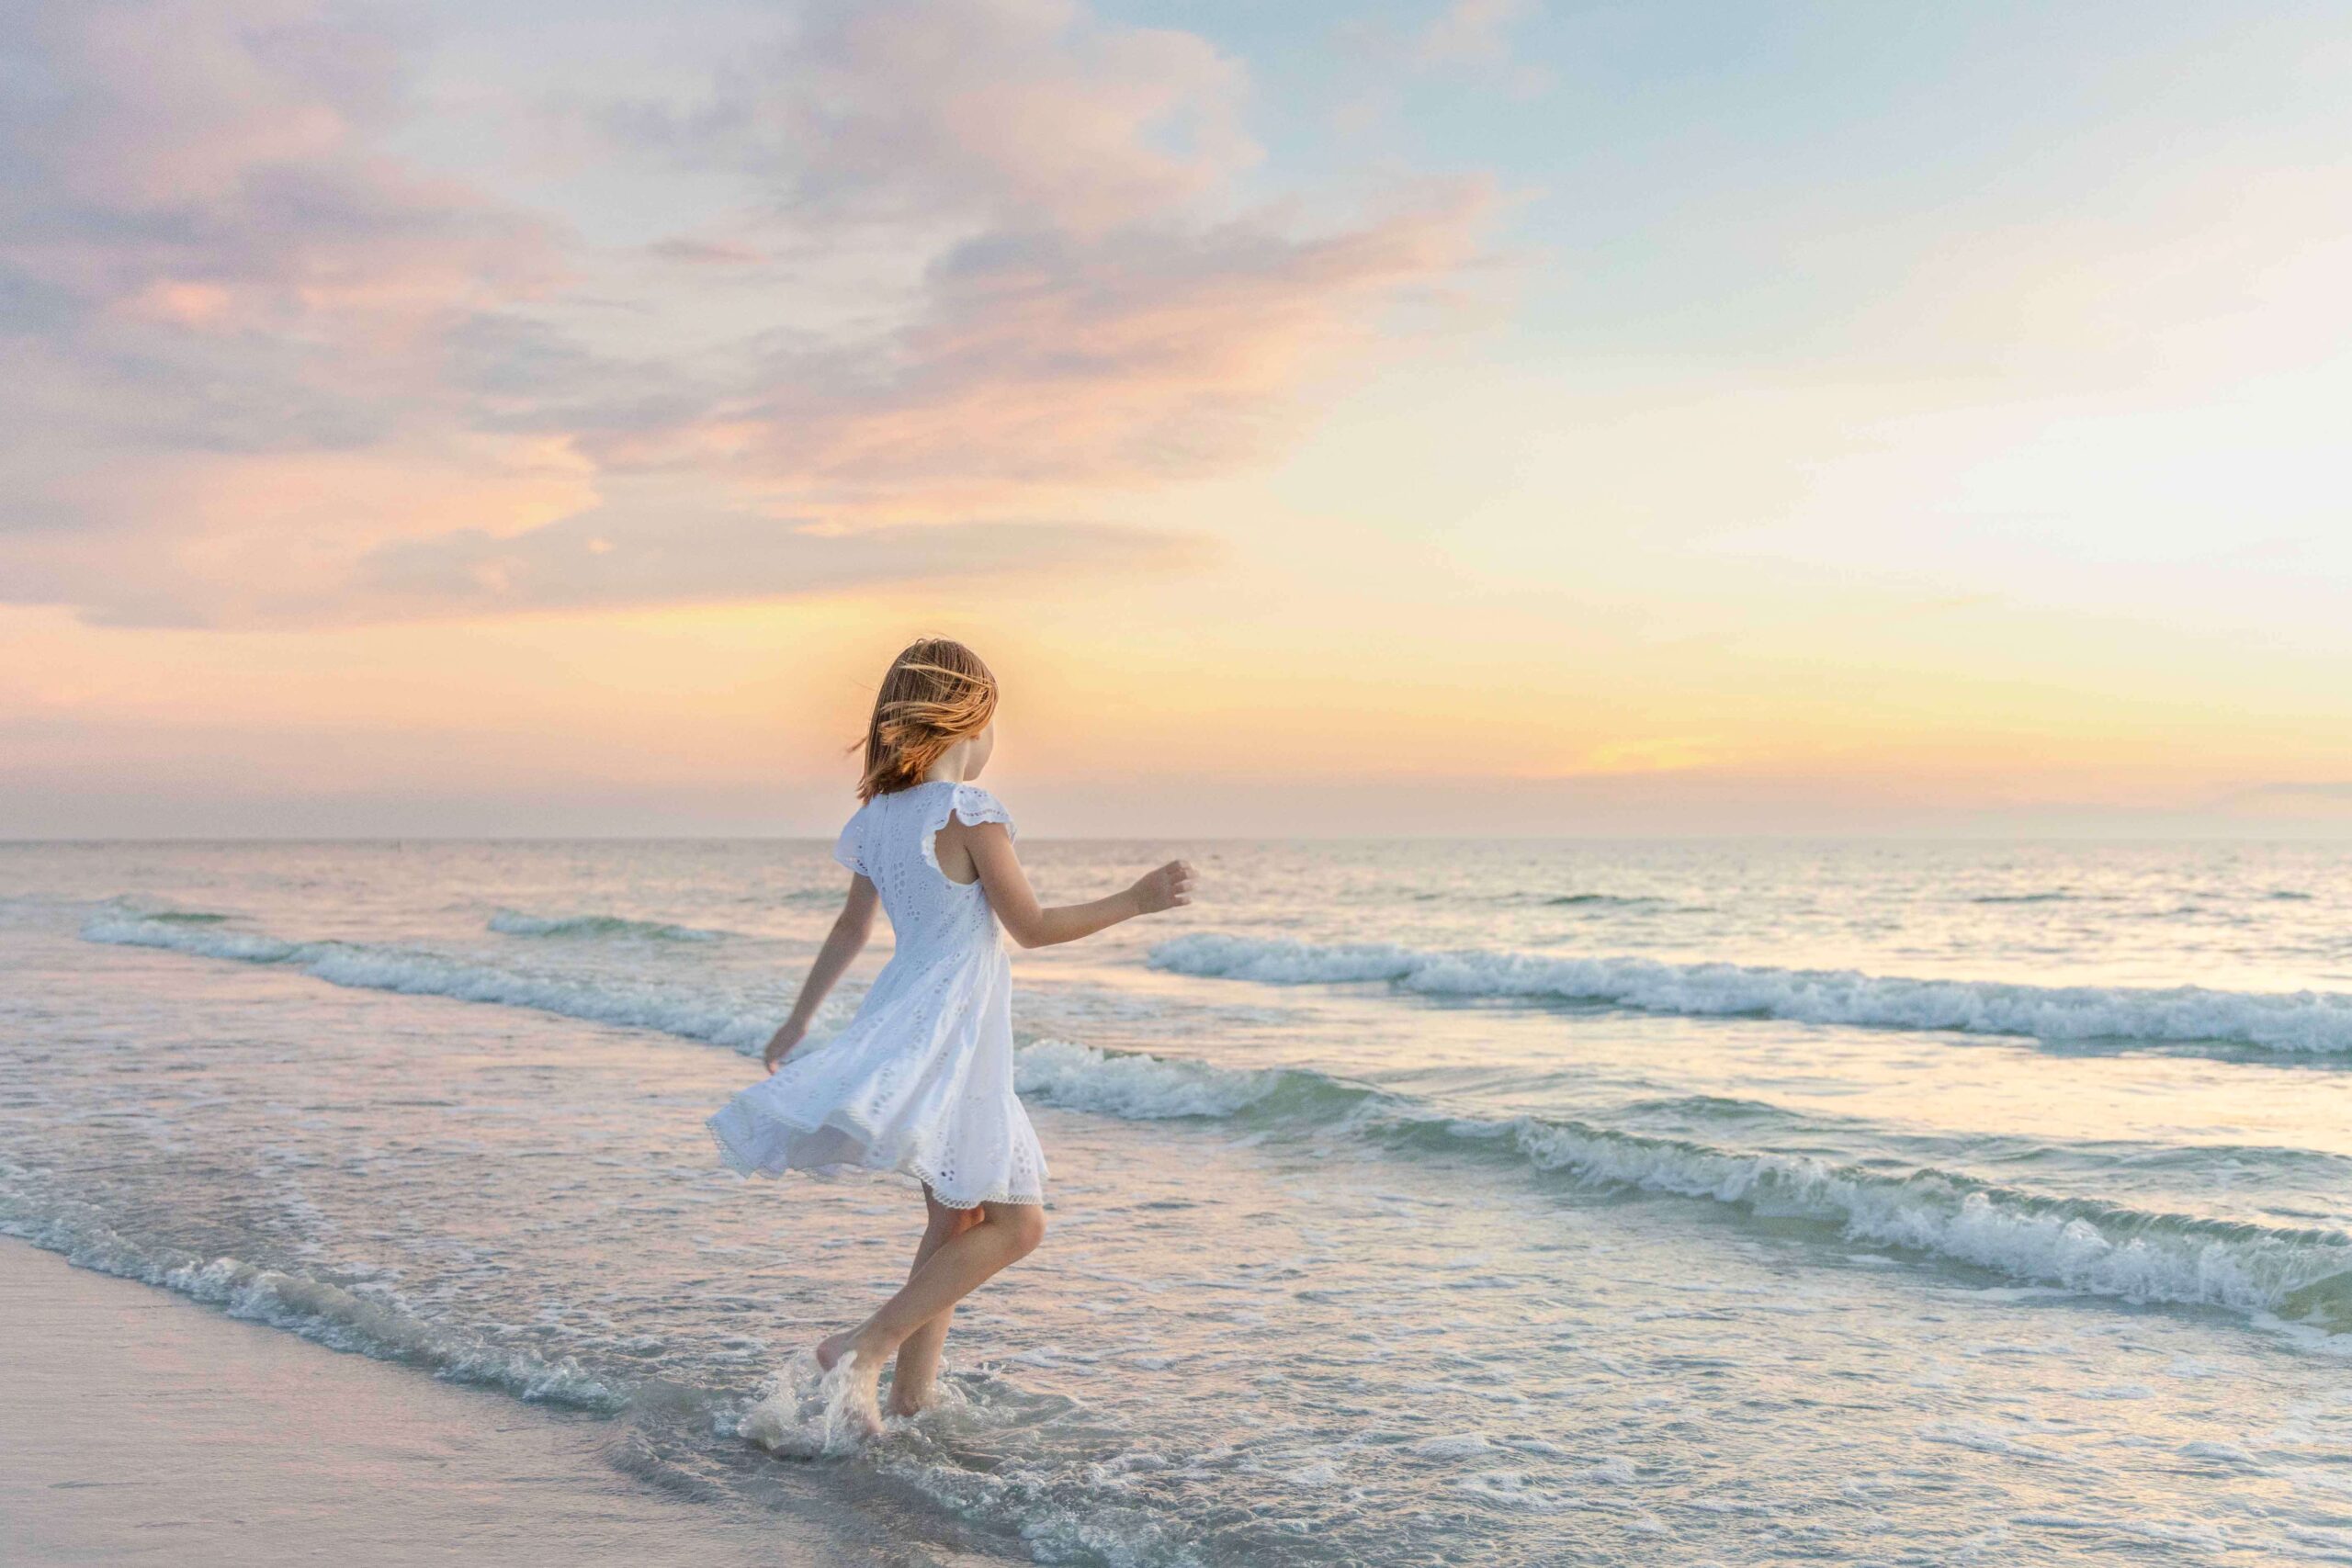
6 0 2350 837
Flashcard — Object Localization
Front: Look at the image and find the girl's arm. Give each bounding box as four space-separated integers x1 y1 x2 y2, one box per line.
763 875 881 1070
967 824 1193 949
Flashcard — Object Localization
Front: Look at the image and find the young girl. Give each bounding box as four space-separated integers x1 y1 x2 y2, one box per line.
707 637 1194 1435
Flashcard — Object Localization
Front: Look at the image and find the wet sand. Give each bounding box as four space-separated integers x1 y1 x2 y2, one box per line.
0 1238 842 1567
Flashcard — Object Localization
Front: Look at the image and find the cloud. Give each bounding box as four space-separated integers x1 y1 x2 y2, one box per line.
0 0 574 620
1328 0 1552 119
1416 0 1537 67
584 0 1259 239
0 432 605 626
0 0 1507 626
604 175 1505 508
354 507 1204 619
643 237 769 266
0 1 562 330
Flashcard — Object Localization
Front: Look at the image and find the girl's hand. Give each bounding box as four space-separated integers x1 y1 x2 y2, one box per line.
763 1022 806 1072
1130 859 1196 916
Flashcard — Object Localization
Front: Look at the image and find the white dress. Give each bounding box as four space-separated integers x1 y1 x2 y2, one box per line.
707 780 1047 1209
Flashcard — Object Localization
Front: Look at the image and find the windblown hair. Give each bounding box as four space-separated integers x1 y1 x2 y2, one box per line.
854 637 1000 802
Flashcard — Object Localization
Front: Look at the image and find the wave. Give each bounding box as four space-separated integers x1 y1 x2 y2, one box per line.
0 1196 625 1410
77 906 1340 1125
1146 932 2352 1055
1012 1042 2352 1327
1536 892 1662 908
1968 891 2076 905
1440 1117 2352 1329
79 907 2352 1330
489 909 724 942
1010 1040 2352 1327
84 906 790 1051
1403 890 1676 910
72 899 239 923
1013 1037 1380 1122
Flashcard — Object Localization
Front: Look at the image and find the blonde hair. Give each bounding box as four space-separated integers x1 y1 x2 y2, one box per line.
854 637 1000 802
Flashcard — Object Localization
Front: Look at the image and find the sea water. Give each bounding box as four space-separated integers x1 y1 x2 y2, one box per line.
4 838 2350 1564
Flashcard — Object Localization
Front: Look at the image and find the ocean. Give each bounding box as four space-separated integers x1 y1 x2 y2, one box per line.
4 837 2350 1564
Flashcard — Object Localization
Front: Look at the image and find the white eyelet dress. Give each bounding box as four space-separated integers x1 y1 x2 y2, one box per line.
706 780 1046 1209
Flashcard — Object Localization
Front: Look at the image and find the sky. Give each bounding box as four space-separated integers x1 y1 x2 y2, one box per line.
5 0 2350 838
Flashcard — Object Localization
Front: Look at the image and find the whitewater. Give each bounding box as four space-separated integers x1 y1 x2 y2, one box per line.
1147 932 2352 1054
7 836 2352 1565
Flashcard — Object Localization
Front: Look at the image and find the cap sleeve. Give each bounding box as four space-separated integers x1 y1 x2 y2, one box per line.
950 783 1015 840
832 803 870 875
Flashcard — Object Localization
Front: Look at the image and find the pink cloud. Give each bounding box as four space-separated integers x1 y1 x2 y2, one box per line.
1 0 1511 626
594 0 1260 240
592 175 1505 512
3 1 562 326
1417 0 1536 67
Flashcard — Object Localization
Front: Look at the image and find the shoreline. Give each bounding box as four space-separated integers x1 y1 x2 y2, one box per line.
0 1237 846 1567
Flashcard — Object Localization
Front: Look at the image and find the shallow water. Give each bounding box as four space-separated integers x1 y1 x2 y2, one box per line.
5 839 2351 1564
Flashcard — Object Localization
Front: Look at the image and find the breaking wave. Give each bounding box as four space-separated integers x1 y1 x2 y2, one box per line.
84 904 790 1051
1007 1042 2347 1327
489 909 725 942
1009 1036 2352 1327
0 1193 626 1410
77 906 2352 1329
1147 932 2352 1055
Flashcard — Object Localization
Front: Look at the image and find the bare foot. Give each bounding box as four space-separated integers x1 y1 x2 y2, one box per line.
832 1346 884 1438
886 1352 943 1418
813 1328 856 1373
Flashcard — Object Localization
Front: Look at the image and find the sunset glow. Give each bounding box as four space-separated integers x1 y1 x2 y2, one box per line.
6 1 2349 836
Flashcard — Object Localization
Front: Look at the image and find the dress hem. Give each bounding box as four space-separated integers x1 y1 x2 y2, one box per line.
706 1106 1045 1211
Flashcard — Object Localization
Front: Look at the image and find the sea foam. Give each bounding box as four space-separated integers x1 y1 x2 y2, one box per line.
488 909 723 942
0 1195 625 1410
1148 932 2352 1055
78 907 2352 1328
83 905 787 1050
1020 1036 2352 1328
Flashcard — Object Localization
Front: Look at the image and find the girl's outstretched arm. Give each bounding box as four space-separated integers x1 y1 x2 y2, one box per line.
967 824 1193 949
763 874 880 1070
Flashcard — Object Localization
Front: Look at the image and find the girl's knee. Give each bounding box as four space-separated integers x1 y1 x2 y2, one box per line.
999 1204 1046 1257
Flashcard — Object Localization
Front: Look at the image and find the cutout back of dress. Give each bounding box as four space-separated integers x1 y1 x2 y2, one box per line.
835 781 1018 955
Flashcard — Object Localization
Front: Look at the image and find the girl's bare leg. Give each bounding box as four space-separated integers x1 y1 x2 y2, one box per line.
887 1191 983 1415
830 1199 1046 1430
813 1191 978 1375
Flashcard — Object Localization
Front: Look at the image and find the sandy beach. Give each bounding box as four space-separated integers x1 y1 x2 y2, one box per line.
0 1238 857 1567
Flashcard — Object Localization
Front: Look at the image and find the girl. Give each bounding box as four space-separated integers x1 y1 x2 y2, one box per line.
707 637 1194 1435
